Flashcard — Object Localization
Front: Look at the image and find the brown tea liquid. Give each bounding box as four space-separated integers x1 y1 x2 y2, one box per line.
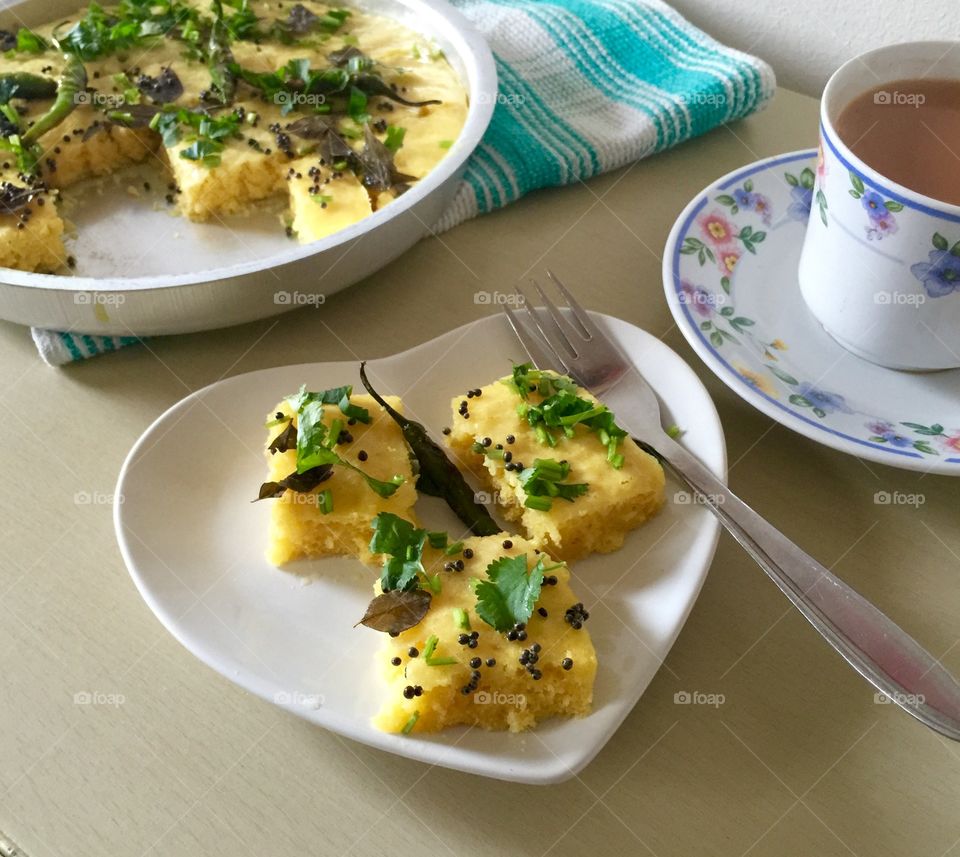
834 78 960 205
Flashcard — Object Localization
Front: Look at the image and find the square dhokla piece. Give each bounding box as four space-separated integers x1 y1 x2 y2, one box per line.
263 393 417 565
372 533 597 733
446 373 665 561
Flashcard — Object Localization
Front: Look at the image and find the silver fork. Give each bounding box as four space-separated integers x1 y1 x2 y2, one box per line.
503 271 960 742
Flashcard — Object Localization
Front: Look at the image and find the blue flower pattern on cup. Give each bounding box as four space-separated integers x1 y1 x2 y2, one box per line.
714 179 773 225
787 184 813 222
794 383 852 415
785 166 826 226
866 421 913 449
674 152 958 460
848 172 901 240
911 233 960 298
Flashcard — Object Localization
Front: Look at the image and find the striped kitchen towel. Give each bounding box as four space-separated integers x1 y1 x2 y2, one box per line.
33 0 775 365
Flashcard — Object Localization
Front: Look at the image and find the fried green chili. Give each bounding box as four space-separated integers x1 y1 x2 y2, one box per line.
359 362 501 537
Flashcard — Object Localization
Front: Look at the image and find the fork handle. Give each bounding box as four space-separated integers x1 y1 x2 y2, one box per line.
652 434 960 741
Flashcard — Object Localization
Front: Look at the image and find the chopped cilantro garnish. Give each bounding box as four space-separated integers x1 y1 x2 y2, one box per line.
324 9 352 30
471 441 503 460
452 607 471 631
422 634 457 666
112 72 141 105
230 57 349 115
222 0 259 40
16 28 47 54
370 513 427 592
347 86 369 123
443 541 464 556
384 125 406 153
0 126 39 175
56 0 201 61
150 107 243 168
317 489 333 514
287 384 371 423
293 396 403 500
474 554 548 632
401 710 420 734
310 193 333 206
438 139 452 149
505 363 628 468
427 531 448 549
518 459 588 511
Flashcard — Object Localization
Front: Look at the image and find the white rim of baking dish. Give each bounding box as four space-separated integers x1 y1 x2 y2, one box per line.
0 0 498 293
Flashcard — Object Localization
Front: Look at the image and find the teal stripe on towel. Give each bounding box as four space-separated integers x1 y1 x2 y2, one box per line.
57 332 84 362
31 0 774 365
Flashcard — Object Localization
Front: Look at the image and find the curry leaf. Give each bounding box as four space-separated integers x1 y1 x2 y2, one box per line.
356 589 431 634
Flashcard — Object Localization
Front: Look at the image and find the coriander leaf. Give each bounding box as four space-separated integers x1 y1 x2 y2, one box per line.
180 138 224 166
287 384 370 423
507 364 627 467
291 394 402 497
295 400 337 472
149 107 242 168
518 458 588 511
15 28 47 54
370 511 422 556
384 125 405 153
505 362 576 399
347 86 369 123
474 554 545 632
370 512 428 591
356 589 431 634
427 531 448 549
351 468 404 498
222 0 259 40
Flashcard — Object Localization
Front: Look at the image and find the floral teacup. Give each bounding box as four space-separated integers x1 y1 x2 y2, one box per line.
798 41 960 371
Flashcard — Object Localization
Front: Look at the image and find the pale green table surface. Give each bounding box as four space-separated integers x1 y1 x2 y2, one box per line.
1 88 958 857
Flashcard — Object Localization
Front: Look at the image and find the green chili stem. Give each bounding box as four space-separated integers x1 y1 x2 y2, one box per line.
21 54 87 145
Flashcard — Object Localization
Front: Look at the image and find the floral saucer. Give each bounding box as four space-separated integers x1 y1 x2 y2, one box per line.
663 149 960 475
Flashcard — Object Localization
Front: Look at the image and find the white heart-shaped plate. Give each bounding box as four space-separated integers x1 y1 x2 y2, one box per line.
114 312 725 783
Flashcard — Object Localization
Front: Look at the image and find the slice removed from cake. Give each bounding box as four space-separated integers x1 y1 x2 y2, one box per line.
366 522 597 733
446 367 665 561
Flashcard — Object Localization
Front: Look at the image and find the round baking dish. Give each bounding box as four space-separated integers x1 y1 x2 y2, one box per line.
0 0 497 335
